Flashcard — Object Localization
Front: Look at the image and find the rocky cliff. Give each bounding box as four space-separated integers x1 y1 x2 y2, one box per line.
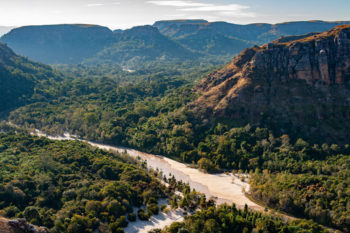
191 25 350 143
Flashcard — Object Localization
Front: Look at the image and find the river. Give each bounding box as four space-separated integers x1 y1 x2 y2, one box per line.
32 130 263 211
12 127 335 232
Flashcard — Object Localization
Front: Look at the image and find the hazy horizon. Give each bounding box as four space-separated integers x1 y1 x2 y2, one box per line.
0 0 349 30
2 18 350 32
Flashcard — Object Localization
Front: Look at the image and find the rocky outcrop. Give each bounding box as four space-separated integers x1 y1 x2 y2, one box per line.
0 218 50 233
191 25 350 143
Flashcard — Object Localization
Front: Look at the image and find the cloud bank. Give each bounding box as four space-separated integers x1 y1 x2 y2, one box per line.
147 0 255 18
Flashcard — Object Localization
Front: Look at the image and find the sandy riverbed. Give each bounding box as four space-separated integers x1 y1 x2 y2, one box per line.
33 131 263 211
30 130 265 233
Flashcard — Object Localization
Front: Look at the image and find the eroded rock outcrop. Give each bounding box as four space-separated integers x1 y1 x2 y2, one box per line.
0 217 50 233
191 25 350 143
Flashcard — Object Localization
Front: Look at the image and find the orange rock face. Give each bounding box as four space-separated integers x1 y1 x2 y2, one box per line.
190 25 350 143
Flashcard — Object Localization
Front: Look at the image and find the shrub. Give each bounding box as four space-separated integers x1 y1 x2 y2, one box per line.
137 209 149 221
85 200 103 215
127 213 136 222
3 205 20 218
147 203 159 216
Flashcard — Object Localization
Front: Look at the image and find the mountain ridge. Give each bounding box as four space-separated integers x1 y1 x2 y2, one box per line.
1 24 115 64
190 25 350 143
2 20 350 66
155 20 350 44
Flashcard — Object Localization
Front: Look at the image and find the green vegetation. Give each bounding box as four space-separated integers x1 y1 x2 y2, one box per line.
7 61 350 231
2 30 350 232
0 128 169 232
163 204 329 233
250 155 350 231
0 42 63 113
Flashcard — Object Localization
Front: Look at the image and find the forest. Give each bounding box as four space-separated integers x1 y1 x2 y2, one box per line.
5 62 350 231
0 126 335 233
0 125 170 232
162 204 329 233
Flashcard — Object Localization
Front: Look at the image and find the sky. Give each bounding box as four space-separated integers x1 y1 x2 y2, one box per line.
0 0 349 29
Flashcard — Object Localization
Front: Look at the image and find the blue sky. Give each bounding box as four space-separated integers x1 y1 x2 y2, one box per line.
0 0 349 29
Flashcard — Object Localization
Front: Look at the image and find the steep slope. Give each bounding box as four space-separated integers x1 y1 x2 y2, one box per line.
0 42 62 113
1 24 114 64
90 25 195 66
175 28 253 55
190 25 350 143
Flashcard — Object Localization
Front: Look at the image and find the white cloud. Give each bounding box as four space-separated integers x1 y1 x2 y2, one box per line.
87 3 104 7
181 4 247 12
147 1 210 7
86 2 120 7
147 0 255 18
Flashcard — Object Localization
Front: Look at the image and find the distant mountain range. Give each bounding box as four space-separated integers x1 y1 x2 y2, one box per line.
1 20 350 66
154 20 350 43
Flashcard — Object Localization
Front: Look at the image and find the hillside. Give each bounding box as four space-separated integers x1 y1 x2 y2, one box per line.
190 25 350 143
0 42 62 113
1 24 114 64
175 27 252 56
89 25 195 66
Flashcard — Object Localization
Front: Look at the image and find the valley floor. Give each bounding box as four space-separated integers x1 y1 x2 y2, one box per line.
30 129 337 232
33 130 262 211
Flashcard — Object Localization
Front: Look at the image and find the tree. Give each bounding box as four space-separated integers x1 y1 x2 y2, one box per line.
198 158 217 173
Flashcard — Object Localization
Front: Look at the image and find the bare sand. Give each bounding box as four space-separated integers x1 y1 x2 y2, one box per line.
124 208 184 233
32 131 263 210
30 130 265 233
43 135 263 211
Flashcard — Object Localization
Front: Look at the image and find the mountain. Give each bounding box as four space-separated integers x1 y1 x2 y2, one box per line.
1 24 114 64
190 25 350 143
89 25 195 66
153 19 208 32
3 20 350 66
0 26 14 37
171 27 253 56
154 20 350 44
0 42 61 113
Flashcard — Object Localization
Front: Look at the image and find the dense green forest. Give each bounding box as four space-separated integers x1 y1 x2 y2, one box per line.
0 126 170 232
249 155 350 231
0 127 333 233
162 204 329 233
0 42 63 113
